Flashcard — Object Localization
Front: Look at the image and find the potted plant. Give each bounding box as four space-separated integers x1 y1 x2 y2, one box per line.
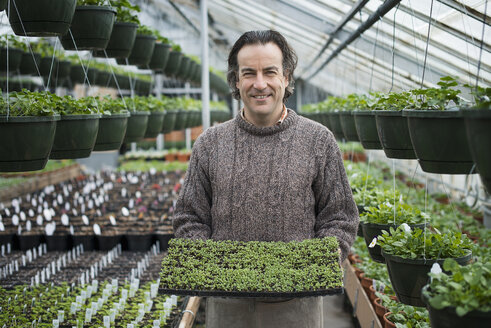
383 302 431 328
93 97 130 151
0 0 7 11
210 100 230 124
134 74 153 96
123 97 150 143
422 258 491 327
360 201 429 263
324 96 345 140
49 95 102 160
378 226 473 306
142 96 165 139
7 0 77 37
68 56 98 85
163 44 183 77
339 93 362 142
461 85 491 193
353 92 383 149
0 90 60 172
93 0 139 59
403 76 475 174
116 25 156 67
59 0 116 51
161 97 177 134
0 35 24 73
138 29 171 72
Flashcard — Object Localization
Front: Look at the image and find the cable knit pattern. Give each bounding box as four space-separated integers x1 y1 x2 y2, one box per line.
172 109 359 261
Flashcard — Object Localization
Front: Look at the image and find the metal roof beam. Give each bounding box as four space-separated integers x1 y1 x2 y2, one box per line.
436 0 491 26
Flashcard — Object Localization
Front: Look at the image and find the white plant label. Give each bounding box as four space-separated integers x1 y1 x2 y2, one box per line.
65 203 70 211
43 209 52 222
36 215 43 226
0 222 4 232
109 216 117 226
400 223 411 233
45 223 55 236
70 225 74 235
121 188 127 198
122 207 129 216
135 191 142 199
28 209 34 217
61 214 69 226
128 199 134 209
93 224 101 236
57 195 63 204
26 220 31 232
430 263 442 275
12 214 19 226
82 215 89 226
20 212 26 221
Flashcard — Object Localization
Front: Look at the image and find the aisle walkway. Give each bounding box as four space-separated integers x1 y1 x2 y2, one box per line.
323 294 355 328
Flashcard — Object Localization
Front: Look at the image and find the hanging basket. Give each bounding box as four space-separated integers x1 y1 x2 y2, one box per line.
93 21 138 59
50 114 101 159
59 5 116 51
164 50 182 76
381 250 472 307
123 111 150 143
143 112 165 139
147 43 171 72
375 110 417 159
326 111 345 140
0 0 7 11
353 110 382 149
39 56 59 79
70 65 98 85
161 110 177 134
173 110 190 131
116 34 156 67
93 113 129 151
0 47 23 73
462 108 491 193
403 109 475 174
19 52 41 75
176 56 191 80
135 79 152 96
0 115 60 172
339 111 359 142
8 0 77 37
95 70 111 87
54 59 72 80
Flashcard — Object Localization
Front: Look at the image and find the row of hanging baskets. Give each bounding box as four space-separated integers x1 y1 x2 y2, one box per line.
302 77 491 193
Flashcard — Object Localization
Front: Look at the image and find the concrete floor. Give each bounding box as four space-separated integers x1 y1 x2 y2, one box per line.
323 294 355 328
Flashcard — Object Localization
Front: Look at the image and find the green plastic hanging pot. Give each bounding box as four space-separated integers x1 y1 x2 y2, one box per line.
184 60 196 81
354 110 382 149
70 65 98 85
50 114 101 159
326 112 345 140
381 250 472 307
93 113 129 151
95 70 112 87
143 112 165 138
462 108 491 193
135 80 152 96
0 47 23 72
117 34 156 67
39 56 59 79
8 0 77 37
164 50 182 76
19 52 41 75
0 0 7 11
161 111 177 134
339 112 359 142
0 115 60 172
93 21 138 59
421 285 491 328
54 60 72 80
116 73 131 90
375 110 417 159
403 109 475 174
173 110 189 131
147 43 171 72
176 56 190 80
59 5 116 51
124 111 150 143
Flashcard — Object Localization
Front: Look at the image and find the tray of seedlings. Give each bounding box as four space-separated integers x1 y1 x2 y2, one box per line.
159 237 344 298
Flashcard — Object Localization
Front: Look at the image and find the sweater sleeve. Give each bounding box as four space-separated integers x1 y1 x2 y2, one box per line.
313 130 359 262
172 133 213 240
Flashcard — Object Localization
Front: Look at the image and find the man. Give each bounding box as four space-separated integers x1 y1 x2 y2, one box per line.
173 30 358 328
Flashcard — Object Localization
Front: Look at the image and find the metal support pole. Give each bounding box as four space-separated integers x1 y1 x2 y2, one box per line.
296 80 302 112
201 0 210 132
185 82 192 150
232 98 239 118
155 74 164 151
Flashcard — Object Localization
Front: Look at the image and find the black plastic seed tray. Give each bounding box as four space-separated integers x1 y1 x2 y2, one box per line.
159 287 343 298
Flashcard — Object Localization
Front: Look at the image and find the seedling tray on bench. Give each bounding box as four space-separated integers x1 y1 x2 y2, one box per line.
159 237 344 298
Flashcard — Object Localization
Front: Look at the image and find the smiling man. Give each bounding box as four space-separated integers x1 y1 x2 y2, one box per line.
172 30 359 328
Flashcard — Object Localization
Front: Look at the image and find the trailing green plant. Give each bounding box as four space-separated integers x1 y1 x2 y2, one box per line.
171 43 182 52
110 0 140 24
160 237 343 292
137 25 154 36
378 226 473 259
369 91 413 111
361 202 430 225
210 100 228 111
96 96 128 115
343 93 369 111
464 84 491 109
411 76 461 110
151 29 171 44
119 159 189 172
77 0 108 5
0 34 26 51
424 258 491 316
354 188 400 209
0 90 59 116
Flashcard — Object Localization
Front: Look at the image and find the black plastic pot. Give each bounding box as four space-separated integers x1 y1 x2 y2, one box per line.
124 111 150 143
19 52 41 75
403 109 475 174
382 250 472 307
95 70 112 87
135 79 152 95
59 5 116 51
39 56 59 79
0 47 23 73
0 0 7 11
354 110 382 149
361 222 427 263
125 234 153 251
173 111 189 131
54 60 72 80
185 61 197 81
339 112 359 141
176 56 191 80
0 233 14 247
164 51 182 76
97 235 122 251
45 234 70 251
144 42 171 72
17 234 42 251
161 111 177 134
326 112 345 140
93 21 138 59
0 78 35 91
144 112 165 138
155 233 174 251
93 113 129 151
72 235 95 251
8 0 77 37
421 285 491 328
375 110 417 159
70 66 98 85
462 108 491 193
117 34 156 67
50 114 101 159
0 115 59 172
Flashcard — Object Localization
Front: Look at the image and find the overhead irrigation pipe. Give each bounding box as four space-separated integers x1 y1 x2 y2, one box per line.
305 0 402 81
299 0 370 78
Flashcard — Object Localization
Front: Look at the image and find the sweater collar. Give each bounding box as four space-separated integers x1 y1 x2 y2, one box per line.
236 108 298 136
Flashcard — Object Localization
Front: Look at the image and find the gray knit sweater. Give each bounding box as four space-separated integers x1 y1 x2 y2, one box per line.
172 109 359 261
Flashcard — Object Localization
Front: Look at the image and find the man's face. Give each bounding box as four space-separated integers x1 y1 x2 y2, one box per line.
236 42 288 124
